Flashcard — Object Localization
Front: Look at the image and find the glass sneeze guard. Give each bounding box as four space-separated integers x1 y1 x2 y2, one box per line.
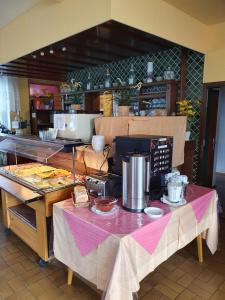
0 138 64 163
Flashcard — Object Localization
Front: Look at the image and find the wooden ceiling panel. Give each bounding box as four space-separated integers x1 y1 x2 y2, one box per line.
1 20 177 81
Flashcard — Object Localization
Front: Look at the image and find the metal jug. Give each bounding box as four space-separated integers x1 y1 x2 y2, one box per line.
122 153 149 212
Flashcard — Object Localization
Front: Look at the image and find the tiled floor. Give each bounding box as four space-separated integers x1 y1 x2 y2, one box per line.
0 212 224 300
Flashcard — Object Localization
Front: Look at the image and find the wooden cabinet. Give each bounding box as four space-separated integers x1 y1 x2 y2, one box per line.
0 176 73 262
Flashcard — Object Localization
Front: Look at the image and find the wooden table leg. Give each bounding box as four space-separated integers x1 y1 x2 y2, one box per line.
197 234 203 264
67 267 73 285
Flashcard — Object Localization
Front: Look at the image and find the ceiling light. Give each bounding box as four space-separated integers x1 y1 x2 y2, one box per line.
32 54 37 59
62 46 66 52
40 51 45 56
49 48 54 54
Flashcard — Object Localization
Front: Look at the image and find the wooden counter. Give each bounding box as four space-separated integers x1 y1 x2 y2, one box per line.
0 174 73 262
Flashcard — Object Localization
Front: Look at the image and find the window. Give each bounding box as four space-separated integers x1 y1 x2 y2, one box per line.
0 76 20 129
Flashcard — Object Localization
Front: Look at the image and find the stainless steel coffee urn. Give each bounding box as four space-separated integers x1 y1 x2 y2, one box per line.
122 153 150 212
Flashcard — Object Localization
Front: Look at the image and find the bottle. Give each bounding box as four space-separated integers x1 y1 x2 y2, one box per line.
86 73 92 90
128 64 135 85
164 67 174 80
105 69 111 88
147 62 153 83
113 92 119 116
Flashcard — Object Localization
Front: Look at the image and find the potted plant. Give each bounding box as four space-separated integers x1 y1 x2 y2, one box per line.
118 90 131 116
176 99 200 140
71 94 82 111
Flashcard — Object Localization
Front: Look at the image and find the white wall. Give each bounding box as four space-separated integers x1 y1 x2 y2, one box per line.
215 87 225 173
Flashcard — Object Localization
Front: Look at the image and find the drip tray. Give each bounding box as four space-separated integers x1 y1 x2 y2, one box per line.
8 204 36 230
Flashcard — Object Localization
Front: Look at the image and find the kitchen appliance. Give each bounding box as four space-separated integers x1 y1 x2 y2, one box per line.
53 113 99 142
85 172 122 198
112 135 173 199
122 153 149 212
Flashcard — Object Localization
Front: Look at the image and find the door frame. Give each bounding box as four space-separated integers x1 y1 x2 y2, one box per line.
198 81 225 184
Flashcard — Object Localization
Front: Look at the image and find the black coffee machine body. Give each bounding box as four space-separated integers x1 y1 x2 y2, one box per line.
111 135 173 199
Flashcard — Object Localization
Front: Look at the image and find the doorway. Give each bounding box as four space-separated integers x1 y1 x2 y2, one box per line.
201 88 219 186
200 83 225 213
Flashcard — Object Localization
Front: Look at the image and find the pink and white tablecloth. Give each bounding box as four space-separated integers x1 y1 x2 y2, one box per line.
53 185 218 300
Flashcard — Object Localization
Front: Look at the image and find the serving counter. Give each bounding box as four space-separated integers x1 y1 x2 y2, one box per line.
0 137 76 263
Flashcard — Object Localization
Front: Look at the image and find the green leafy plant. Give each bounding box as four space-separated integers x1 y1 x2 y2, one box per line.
118 90 131 106
71 94 82 105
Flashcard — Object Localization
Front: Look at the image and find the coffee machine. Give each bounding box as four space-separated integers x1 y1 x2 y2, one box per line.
112 135 173 211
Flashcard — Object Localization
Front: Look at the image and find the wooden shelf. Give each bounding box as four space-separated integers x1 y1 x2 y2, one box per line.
60 80 178 114
138 93 166 100
8 204 36 230
60 80 178 96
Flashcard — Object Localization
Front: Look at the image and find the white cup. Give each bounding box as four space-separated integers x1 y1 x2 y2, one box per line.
92 135 105 152
167 182 183 203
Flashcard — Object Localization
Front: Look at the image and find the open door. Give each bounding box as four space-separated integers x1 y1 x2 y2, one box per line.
201 88 219 186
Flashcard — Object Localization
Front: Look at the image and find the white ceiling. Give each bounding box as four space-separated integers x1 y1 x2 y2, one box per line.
0 0 41 29
163 0 225 25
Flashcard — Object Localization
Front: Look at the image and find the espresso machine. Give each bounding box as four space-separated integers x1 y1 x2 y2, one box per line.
113 135 173 212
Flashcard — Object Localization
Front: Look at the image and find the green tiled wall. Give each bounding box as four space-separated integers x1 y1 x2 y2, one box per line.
67 47 204 181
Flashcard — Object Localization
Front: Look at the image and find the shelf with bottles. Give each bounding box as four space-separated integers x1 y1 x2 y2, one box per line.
59 61 177 115
138 80 177 116
60 80 177 96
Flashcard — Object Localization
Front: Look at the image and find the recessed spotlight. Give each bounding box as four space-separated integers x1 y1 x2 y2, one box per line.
62 46 66 52
40 51 45 56
49 48 54 54
32 54 37 59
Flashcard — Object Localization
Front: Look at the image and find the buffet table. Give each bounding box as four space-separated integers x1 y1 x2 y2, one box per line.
53 185 218 300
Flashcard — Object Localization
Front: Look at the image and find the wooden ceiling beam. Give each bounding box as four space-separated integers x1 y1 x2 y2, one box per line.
66 40 126 60
40 43 112 64
6 60 75 72
91 29 148 55
1 69 65 80
2 70 64 81
80 33 146 58
1 64 66 75
39 51 107 66
20 57 82 70
103 21 172 50
28 53 97 67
